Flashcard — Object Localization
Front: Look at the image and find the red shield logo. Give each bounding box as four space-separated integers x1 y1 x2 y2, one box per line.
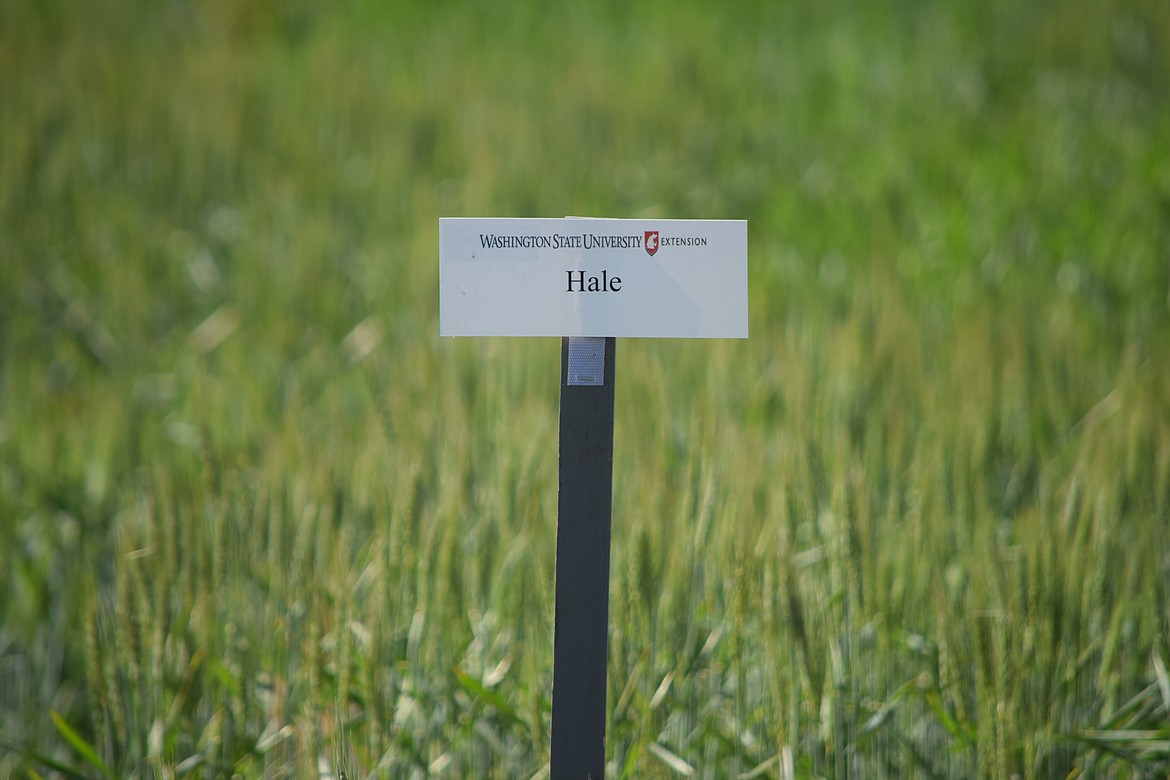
644 230 659 256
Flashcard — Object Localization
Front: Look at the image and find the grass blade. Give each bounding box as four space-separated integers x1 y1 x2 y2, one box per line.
647 741 696 777
0 736 96 780
453 667 525 729
1153 648 1170 712
49 710 116 780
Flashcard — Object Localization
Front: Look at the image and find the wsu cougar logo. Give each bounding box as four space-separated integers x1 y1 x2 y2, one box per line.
644 230 659 256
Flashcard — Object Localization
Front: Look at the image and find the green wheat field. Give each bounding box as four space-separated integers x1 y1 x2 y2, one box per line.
2 0 1168 777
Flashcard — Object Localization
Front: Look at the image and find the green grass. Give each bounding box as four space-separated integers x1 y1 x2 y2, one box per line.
2 0 1169 777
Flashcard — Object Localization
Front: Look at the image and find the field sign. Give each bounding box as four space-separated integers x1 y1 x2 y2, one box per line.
440 217 748 338
440 216 747 779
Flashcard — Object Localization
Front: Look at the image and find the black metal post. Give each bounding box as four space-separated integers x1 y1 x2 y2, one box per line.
550 336 616 779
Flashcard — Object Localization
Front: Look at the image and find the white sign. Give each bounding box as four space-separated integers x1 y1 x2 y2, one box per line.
439 218 747 338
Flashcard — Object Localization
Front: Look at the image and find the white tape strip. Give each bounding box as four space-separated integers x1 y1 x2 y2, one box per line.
566 337 605 386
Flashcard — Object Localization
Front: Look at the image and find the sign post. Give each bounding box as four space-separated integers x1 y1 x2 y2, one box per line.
439 217 746 778
550 336 615 778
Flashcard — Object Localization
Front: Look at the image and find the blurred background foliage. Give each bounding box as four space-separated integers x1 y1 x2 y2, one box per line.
1 0 1168 777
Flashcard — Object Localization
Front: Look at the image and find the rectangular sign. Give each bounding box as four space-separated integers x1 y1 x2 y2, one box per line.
439 217 747 338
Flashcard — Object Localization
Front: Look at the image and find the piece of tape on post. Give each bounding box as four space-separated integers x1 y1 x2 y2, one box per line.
566 337 605 386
